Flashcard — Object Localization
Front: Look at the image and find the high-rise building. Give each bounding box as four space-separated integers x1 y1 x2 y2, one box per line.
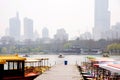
42 27 49 39
24 17 33 40
111 23 120 39
93 0 110 40
9 12 21 40
54 28 68 42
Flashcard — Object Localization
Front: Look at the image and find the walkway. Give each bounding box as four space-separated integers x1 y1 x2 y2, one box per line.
34 64 83 80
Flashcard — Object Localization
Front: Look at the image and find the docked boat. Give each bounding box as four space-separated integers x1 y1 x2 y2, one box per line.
0 54 50 80
79 56 120 80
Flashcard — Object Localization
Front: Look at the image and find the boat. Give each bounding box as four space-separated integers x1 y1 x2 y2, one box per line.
0 54 50 80
23 54 29 57
58 54 64 58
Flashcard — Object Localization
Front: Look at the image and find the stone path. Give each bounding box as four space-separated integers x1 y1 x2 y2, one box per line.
34 64 83 80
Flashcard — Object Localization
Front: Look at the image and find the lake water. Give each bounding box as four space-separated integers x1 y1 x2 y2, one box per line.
21 54 120 67
22 54 104 66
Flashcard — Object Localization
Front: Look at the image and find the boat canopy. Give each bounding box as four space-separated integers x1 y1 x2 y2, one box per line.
88 57 115 62
0 59 6 64
0 54 26 64
25 58 41 63
41 58 49 60
108 64 120 69
99 64 120 73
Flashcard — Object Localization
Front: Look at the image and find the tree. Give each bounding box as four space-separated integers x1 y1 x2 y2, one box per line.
63 42 71 49
107 43 120 55
1 47 7 54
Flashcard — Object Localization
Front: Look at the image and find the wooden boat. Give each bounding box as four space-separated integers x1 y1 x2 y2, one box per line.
0 54 49 80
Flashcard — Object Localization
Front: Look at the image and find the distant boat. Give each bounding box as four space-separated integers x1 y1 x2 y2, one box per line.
58 54 64 58
23 54 29 57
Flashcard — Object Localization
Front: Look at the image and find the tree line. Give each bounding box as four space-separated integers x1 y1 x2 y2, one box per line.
0 36 120 54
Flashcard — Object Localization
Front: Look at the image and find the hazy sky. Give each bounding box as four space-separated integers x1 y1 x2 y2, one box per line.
0 0 120 39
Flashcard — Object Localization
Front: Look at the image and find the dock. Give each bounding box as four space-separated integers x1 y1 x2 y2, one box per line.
34 64 83 80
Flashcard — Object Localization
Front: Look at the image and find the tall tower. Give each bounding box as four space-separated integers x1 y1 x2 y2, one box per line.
24 17 33 40
93 0 110 40
9 12 21 40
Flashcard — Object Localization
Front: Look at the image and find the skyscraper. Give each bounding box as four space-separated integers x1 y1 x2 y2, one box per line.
9 12 21 40
42 27 49 39
24 17 33 40
93 0 110 40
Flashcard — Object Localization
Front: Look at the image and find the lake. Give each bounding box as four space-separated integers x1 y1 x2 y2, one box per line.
21 54 120 66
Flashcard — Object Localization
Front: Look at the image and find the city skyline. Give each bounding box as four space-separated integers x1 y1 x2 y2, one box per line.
0 0 120 39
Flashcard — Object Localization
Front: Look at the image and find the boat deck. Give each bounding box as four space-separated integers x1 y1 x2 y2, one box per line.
34 64 83 80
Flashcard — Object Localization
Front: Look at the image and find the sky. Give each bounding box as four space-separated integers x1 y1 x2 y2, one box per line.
0 0 120 39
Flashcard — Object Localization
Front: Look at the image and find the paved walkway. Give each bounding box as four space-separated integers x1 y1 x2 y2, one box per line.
34 64 83 80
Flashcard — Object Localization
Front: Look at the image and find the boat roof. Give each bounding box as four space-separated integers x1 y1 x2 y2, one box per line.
0 59 6 64
99 64 120 73
95 58 114 62
88 57 115 62
39 58 49 60
25 58 49 63
108 64 120 69
25 58 40 63
0 54 26 64
36 58 49 60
